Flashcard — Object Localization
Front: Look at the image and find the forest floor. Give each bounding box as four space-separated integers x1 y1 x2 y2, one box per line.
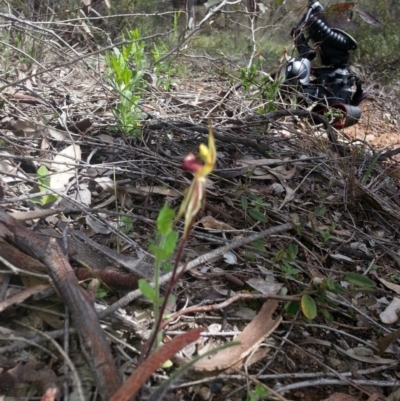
0 17 400 401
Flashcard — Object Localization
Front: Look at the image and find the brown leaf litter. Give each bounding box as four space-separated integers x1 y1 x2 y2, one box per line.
0 28 400 401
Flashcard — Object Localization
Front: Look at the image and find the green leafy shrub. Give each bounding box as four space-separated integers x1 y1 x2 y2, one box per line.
105 28 147 136
352 0 400 79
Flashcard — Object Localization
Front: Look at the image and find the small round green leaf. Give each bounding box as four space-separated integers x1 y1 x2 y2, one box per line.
301 294 317 320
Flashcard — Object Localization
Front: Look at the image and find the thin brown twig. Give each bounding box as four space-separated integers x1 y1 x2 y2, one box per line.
232 368 291 401
161 293 301 330
99 223 292 318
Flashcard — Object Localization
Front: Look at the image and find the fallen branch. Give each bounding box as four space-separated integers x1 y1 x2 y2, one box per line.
100 222 292 318
0 209 122 400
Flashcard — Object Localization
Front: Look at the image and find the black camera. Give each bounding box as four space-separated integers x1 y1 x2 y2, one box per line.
283 0 366 128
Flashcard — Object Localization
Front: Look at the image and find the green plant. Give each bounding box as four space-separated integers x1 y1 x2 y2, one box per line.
248 383 270 401
323 107 345 125
352 1 400 78
275 243 301 280
139 204 179 348
320 230 331 244
119 215 134 235
285 273 375 322
152 42 176 91
389 273 400 283
136 124 216 366
96 285 110 299
105 27 181 135
239 61 283 113
31 166 58 206
241 194 269 223
105 28 147 136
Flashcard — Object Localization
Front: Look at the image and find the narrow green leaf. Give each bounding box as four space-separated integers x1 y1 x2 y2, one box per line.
321 231 330 243
275 248 285 262
248 208 267 223
244 252 256 261
362 152 381 184
250 239 265 252
161 261 173 272
241 196 248 211
138 279 156 302
301 294 317 320
148 243 165 261
255 384 269 397
314 204 326 217
287 243 298 260
344 272 375 288
320 308 334 324
37 165 49 177
324 278 336 291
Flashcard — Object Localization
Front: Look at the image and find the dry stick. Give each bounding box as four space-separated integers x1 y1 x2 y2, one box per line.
0 210 122 401
172 363 399 388
232 368 290 401
0 328 67 355
276 379 398 395
280 337 379 399
16 321 85 401
160 293 301 331
99 223 292 319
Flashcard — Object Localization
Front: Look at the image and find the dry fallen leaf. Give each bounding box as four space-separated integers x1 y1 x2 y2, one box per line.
334 344 396 364
379 297 400 324
50 144 81 190
246 277 283 295
47 127 69 141
223 251 238 265
126 185 181 198
378 277 400 296
377 327 400 355
0 284 51 313
197 215 237 231
321 393 360 401
192 299 281 373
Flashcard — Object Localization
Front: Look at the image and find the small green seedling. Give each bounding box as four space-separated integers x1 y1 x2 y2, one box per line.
31 166 58 206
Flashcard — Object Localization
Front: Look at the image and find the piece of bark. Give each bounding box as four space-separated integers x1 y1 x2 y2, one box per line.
74 267 142 290
0 284 51 313
0 209 122 400
0 239 47 273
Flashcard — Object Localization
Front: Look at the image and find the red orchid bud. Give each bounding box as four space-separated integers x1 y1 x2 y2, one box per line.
182 153 203 173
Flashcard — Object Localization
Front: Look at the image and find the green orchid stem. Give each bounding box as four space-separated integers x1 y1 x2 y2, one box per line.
153 234 167 334
137 227 191 364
